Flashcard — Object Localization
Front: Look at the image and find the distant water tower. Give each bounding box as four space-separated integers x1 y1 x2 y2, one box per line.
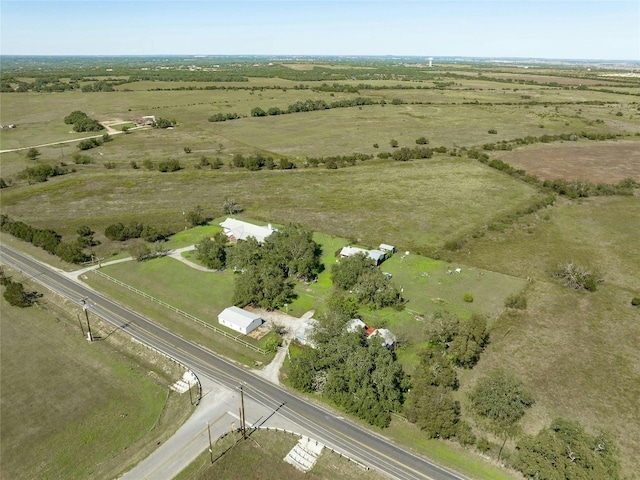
428 57 433 67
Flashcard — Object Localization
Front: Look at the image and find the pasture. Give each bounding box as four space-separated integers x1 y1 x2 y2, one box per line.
2 60 640 479
450 195 640 475
495 139 640 183
0 268 192 480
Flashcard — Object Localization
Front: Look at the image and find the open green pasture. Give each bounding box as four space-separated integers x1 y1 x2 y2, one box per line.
1 157 545 257
0 270 191 480
449 195 640 477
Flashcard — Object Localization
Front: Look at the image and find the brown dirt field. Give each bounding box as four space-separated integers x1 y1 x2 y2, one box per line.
496 140 640 183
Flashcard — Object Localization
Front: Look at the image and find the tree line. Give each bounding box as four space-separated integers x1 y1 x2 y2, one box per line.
0 215 93 264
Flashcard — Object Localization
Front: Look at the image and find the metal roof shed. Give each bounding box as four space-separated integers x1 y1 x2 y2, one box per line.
218 306 263 335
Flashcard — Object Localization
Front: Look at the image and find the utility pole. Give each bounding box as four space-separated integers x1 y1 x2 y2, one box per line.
81 298 93 342
207 422 213 463
240 385 247 439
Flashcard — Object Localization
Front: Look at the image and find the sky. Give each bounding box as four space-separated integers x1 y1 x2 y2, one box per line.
1 1 638 61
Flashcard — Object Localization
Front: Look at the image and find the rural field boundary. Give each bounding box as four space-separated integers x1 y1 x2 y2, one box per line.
92 269 268 355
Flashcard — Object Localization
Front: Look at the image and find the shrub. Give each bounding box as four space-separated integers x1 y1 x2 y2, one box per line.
157 158 181 172
104 162 116 169
488 128 498 134
415 136 429 145
183 146 192 154
505 292 527 310
463 293 474 303
73 154 93 164
552 261 602 291
631 297 640 306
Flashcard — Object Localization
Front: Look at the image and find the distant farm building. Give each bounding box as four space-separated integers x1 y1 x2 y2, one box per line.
219 218 276 243
218 306 263 335
135 115 156 126
338 246 386 265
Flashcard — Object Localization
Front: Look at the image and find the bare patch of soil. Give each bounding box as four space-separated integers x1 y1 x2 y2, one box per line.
497 140 640 183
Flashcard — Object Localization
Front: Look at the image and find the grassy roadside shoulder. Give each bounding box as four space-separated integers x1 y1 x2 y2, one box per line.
0 266 194 480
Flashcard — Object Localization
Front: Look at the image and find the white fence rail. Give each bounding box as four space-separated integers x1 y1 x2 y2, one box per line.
92 269 268 355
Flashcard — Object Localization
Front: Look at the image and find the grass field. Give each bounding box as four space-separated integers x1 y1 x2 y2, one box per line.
449 195 640 476
495 139 640 183
0 268 192 480
2 63 640 479
0 157 545 258
175 429 389 480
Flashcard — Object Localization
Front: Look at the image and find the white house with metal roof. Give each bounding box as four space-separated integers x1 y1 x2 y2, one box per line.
219 218 275 243
218 306 263 335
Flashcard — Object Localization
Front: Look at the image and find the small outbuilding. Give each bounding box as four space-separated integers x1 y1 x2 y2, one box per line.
218 306 263 335
379 244 395 254
339 246 386 266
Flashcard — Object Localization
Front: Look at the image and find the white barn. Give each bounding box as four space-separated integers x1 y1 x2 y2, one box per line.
219 218 275 243
218 306 263 335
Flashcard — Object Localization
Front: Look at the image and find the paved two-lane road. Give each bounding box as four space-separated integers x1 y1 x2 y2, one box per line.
0 244 469 480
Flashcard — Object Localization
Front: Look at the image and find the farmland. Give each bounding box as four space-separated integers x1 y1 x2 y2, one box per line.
1 57 640 479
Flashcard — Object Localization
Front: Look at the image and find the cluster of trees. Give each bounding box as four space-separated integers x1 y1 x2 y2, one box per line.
18 163 69 183
208 112 241 122
404 313 488 442
0 270 36 307
231 153 295 171
153 117 176 129
64 111 104 132
290 298 407 427
104 222 171 242
80 81 116 92
78 133 111 151
391 146 434 162
195 224 321 309
332 253 403 309
0 215 92 264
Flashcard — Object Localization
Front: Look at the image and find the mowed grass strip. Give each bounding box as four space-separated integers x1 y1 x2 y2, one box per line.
0 272 191 480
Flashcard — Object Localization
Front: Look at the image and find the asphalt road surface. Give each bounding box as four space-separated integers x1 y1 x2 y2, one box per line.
0 244 469 480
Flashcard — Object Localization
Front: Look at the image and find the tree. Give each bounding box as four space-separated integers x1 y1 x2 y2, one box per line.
513 418 621 480
186 205 207 226
3 281 33 307
222 198 242 215
389 139 399 148
153 117 175 128
448 313 488 368
469 369 535 461
76 225 99 249
55 242 90 264
129 239 151 261
232 263 293 309
404 349 460 438
251 107 266 117
195 232 228 270
262 223 320 280
25 148 41 161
